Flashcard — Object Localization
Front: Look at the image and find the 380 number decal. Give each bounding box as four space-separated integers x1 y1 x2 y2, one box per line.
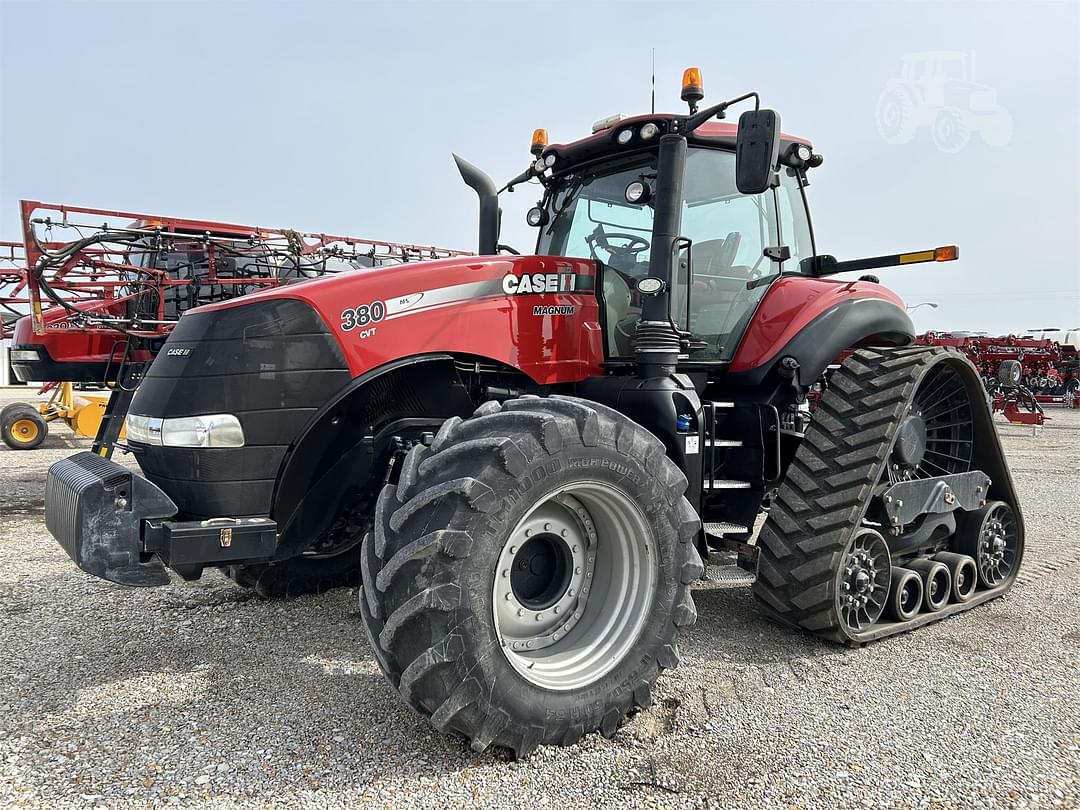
341 300 386 331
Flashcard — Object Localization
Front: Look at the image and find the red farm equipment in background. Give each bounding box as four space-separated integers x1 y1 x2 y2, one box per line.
1 239 27 339
2 199 467 450
916 331 1080 426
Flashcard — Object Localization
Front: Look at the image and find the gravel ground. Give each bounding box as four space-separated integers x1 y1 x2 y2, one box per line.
0 389 1078 809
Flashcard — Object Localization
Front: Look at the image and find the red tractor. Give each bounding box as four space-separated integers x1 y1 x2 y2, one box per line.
44 69 1024 756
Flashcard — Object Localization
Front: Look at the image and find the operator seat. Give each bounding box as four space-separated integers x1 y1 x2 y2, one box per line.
692 233 743 281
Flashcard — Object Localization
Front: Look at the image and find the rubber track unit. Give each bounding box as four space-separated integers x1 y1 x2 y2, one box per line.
357 395 701 757
752 346 1025 645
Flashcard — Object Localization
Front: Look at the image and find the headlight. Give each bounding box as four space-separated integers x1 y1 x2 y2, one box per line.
640 122 659 140
125 414 162 445
126 413 245 448
616 128 634 145
9 349 41 362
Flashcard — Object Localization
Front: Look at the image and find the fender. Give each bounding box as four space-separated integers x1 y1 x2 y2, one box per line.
777 298 913 385
729 277 914 386
270 354 476 557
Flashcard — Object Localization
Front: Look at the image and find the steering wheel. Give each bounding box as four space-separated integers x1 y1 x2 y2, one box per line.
587 227 651 264
596 231 650 256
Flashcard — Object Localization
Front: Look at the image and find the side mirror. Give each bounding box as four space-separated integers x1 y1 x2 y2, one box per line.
735 109 781 195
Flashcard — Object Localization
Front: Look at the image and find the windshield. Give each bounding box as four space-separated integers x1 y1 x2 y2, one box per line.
536 146 814 361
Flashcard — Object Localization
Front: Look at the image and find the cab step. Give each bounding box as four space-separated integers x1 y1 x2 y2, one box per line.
704 479 751 490
704 521 748 536
706 564 757 585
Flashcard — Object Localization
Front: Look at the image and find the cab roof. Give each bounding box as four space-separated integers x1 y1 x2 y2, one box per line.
542 112 810 174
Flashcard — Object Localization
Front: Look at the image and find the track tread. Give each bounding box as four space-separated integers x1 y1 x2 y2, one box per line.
752 346 1019 644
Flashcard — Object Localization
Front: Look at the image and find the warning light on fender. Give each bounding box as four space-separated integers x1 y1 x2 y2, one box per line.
934 245 959 262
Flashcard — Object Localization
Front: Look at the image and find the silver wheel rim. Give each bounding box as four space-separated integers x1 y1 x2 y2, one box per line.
492 481 657 691
836 529 891 631
976 505 1019 587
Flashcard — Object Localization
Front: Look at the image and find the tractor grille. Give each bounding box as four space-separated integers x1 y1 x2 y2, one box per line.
127 299 351 519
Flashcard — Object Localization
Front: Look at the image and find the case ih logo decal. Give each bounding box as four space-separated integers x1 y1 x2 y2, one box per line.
502 272 578 295
166 347 191 356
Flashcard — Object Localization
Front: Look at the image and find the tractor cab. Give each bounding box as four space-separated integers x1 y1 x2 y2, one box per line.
531 116 816 362
456 69 842 382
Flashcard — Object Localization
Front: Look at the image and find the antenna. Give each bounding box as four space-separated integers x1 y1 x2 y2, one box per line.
650 48 656 114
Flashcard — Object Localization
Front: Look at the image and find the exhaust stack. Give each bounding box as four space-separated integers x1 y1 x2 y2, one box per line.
453 154 499 256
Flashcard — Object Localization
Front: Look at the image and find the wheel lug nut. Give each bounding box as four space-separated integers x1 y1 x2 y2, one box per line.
553 606 560 614
535 613 543 621
517 608 524 616
509 546 517 554
502 570 509 578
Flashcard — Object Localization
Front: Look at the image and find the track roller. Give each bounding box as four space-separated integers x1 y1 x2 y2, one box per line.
932 551 978 602
907 558 951 612
886 567 924 621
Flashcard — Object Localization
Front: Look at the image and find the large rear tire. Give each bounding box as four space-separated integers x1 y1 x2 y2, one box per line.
359 395 701 756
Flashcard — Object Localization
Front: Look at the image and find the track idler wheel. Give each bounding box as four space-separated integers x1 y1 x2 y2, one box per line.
958 501 1022 589
886 567 924 621
835 529 891 633
932 551 978 602
907 559 952 612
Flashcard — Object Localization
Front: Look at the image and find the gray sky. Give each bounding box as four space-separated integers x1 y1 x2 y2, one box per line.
1 0 1077 333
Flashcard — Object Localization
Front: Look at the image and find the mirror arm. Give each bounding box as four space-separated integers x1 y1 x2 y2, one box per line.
684 91 760 133
800 246 960 277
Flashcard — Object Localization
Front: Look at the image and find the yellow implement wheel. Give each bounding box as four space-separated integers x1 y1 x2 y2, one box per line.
2 405 48 450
